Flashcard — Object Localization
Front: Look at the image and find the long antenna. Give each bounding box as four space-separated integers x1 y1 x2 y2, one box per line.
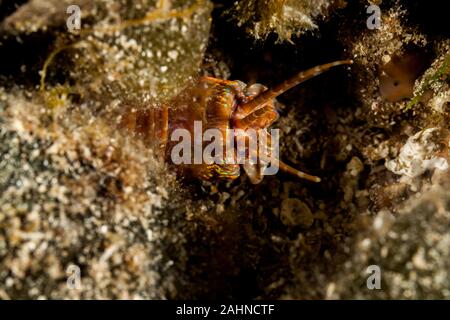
235 59 353 119
277 159 321 182
249 131 322 183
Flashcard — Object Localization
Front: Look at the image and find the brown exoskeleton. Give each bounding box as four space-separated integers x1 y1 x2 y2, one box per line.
121 59 353 183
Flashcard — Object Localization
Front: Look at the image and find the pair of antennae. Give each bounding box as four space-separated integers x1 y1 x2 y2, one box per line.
241 59 353 183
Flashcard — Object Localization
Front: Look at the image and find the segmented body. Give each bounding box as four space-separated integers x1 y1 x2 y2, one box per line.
120 60 353 183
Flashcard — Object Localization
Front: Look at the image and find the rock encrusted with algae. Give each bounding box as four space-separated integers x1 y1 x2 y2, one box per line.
1 0 93 34
226 0 343 42
2 0 213 105
326 184 450 299
345 5 428 126
385 128 448 190
0 90 192 299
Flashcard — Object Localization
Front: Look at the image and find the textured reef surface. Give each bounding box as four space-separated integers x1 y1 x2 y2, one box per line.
0 0 449 299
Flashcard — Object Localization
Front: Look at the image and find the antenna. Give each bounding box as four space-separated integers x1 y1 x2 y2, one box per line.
235 59 353 119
